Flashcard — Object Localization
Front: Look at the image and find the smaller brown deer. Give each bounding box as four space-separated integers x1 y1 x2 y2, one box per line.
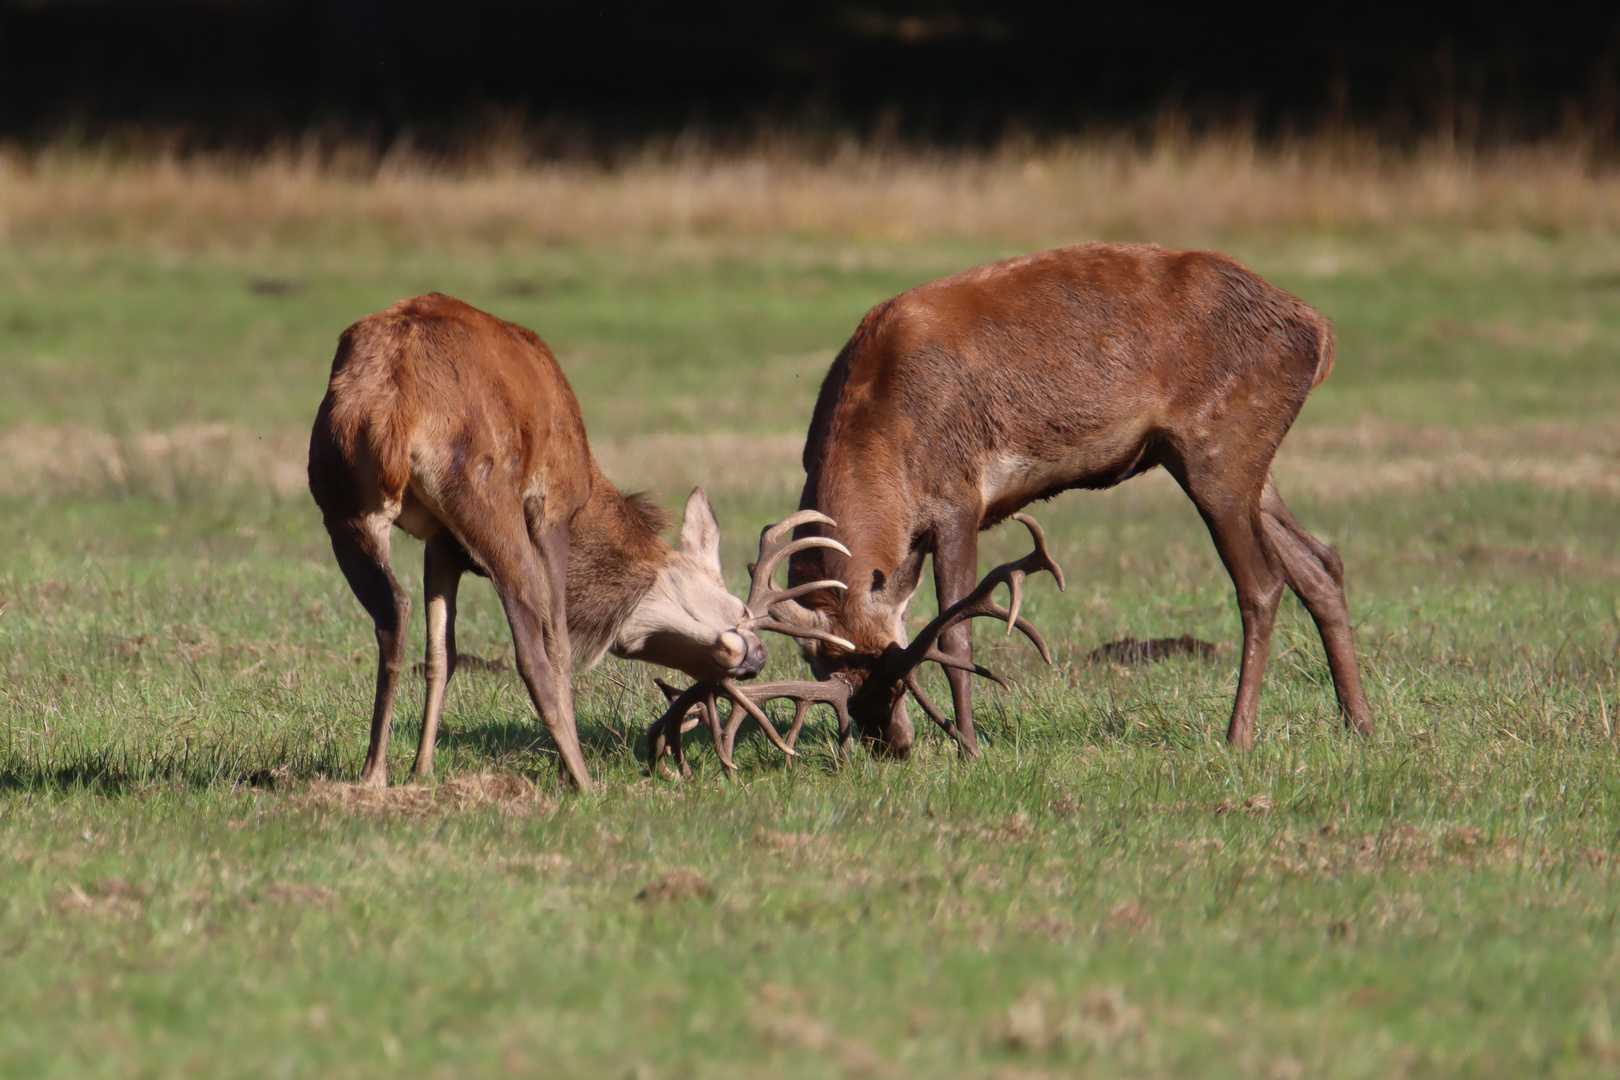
308 293 779 791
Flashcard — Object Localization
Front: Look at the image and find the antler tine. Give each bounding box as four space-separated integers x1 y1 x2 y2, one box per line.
903 672 972 750
917 592 1054 666
653 677 710 736
747 538 851 612
649 679 713 779
702 688 736 775
764 508 840 539
896 512 1065 676
785 699 813 751
747 618 856 652
1012 512 1066 588
745 511 851 612
920 647 1012 690
759 578 849 608
720 679 798 759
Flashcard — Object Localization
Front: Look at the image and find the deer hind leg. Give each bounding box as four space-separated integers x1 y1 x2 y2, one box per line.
932 513 981 756
413 532 469 781
326 513 411 787
1260 476 1374 736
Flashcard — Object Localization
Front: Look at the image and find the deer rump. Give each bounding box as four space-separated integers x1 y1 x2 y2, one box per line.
786 242 1372 754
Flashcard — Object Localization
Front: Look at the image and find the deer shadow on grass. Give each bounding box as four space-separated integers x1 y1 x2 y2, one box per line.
0 744 357 796
431 692 835 777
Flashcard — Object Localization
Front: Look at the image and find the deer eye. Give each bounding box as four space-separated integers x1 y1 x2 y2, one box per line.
871 569 886 592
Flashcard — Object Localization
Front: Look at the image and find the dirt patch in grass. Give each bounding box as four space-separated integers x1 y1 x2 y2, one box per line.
1214 792 1275 817
52 877 148 918
636 866 711 902
283 772 555 818
751 985 891 1076
256 882 336 907
1002 984 1145 1055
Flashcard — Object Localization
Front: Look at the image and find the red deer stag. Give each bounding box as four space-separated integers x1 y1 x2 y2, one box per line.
308 293 781 791
764 243 1374 756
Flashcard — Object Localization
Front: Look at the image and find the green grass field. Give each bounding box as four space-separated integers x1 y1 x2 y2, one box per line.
2 216 1619 1078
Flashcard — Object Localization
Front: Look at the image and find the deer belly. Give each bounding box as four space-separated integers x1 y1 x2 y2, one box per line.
977 440 1149 508
396 486 444 540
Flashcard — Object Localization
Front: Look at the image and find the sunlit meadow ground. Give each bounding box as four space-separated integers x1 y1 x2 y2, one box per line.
1 146 1619 1077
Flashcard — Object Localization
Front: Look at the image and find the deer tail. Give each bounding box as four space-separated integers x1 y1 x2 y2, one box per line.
1309 317 1337 390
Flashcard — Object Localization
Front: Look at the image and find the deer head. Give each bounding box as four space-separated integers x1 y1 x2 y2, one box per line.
605 488 770 683
646 512 1064 775
775 512 1064 752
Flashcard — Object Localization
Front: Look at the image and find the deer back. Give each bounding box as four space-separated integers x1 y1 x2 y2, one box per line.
792 242 1335 647
311 292 595 539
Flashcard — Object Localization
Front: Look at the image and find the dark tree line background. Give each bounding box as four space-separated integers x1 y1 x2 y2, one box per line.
3 0 1619 151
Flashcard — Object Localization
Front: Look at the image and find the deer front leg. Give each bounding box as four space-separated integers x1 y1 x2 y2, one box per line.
499 577 593 791
535 522 585 787
463 510 591 792
413 532 466 781
932 511 982 756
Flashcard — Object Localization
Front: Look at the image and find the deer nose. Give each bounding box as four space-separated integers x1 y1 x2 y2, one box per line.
738 638 768 678
717 629 754 674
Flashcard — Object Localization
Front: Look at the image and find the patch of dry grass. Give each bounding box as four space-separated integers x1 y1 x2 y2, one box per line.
284 772 555 819
5 132 1620 246
4 419 1615 502
0 422 308 499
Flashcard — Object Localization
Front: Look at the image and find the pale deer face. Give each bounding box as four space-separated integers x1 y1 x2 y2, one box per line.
613 489 768 682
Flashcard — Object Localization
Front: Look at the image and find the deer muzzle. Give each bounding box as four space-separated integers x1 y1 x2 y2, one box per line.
718 628 768 679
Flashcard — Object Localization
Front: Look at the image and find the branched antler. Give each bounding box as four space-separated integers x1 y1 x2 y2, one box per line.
646 509 857 778
897 512 1065 676
646 511 1066 777
647 675 855 779
738 509 856 651
885 513 1064 750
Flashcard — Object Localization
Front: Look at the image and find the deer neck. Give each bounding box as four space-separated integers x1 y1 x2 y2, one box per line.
564 473 672 668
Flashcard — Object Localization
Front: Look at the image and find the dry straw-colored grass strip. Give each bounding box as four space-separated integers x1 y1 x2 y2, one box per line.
0 422 309 499
3 420 1617 501
5 133 1620 244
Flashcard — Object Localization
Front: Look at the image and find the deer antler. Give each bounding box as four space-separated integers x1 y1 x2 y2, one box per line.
646 511 1065 776
645 509 858 778
647 678 715 780
647 675 855 778
893 512 1065 681
738 509 857 651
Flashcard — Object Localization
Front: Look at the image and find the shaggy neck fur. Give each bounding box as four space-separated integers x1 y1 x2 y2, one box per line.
564 470 672 667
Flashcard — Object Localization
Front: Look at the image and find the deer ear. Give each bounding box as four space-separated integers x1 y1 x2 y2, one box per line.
679 487 724 578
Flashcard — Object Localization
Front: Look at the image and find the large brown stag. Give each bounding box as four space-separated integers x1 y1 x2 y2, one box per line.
763 242 1374 756
309 293 783 791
